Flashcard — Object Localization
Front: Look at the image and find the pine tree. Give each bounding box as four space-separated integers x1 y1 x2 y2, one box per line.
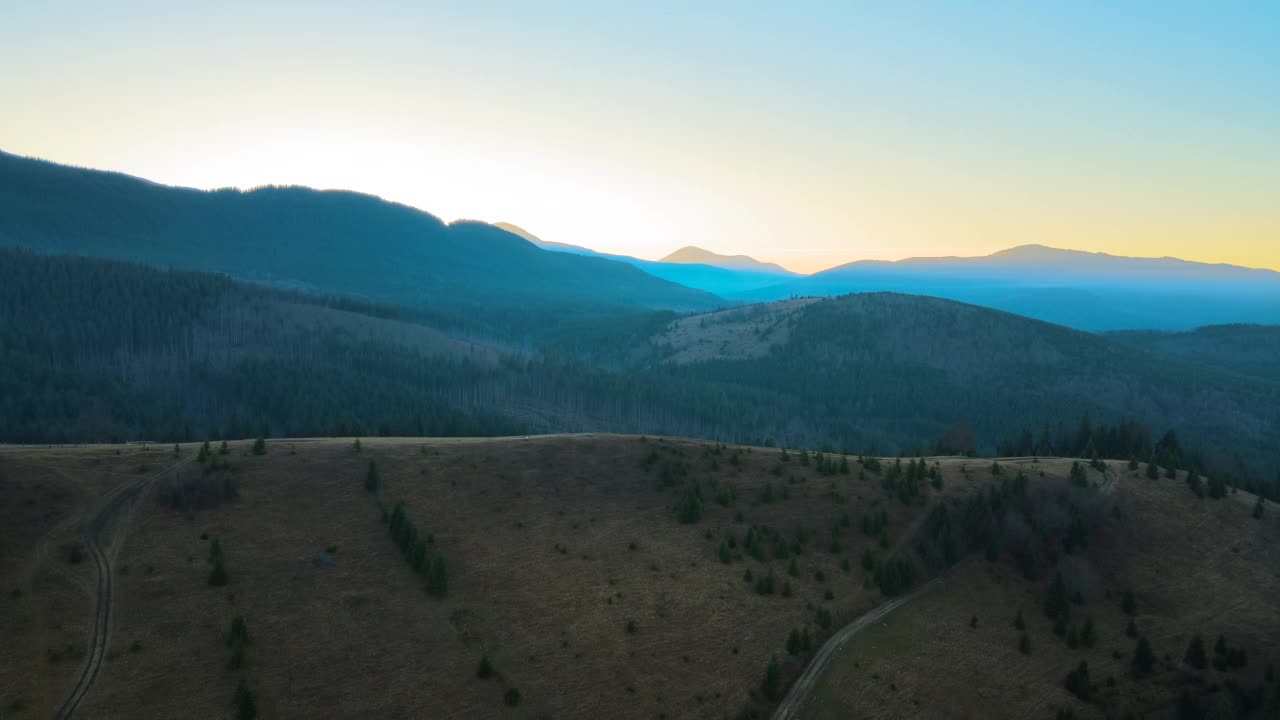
1184 633 1206 669
365 460 380 493
252 437 266 455
1125 618 1138 638
1070 461 1088 487
234 679 257 720
503 688 521 707
1254 496 1265 519
719 540 732 564
228 641 246 670
476 653 494 679
763 655 783 702
1014 609 1025 631
1081 617 1096 648
427 556 448 598
1146 461 1159 480
209 557 228 586
788 557 799 577
1132 635 1156 677
1065 661 1091 701
1019 633 1031 654
228 615 250 647
677 484 703 524
220 439 229 455
787 628 802 656
198 441 211 462
1121 588 1137 616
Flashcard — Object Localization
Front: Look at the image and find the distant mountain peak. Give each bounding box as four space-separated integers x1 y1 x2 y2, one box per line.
493 222 543 244
660 246 794 275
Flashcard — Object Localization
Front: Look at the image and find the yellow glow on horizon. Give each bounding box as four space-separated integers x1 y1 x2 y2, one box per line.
3 3 1278 277
7 129 1279 276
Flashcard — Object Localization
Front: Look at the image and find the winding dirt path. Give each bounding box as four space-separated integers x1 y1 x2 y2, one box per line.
771 576 946 720
53 456 190 720
773 458 1121 720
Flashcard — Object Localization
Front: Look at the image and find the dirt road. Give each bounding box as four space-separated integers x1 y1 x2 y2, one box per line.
53 457 189 719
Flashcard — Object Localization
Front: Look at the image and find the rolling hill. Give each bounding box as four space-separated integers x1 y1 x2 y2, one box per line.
585 293 1280 481
736 245 1280 332
2 437 1276 719
0 152 722 320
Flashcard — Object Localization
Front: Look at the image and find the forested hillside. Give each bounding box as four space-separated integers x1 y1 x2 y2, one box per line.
4 249 1278 499
0 151 721 327
637 294 1280 480
1109 325 1280 383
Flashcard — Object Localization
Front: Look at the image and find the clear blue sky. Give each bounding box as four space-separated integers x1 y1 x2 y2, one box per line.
3 1 1277 271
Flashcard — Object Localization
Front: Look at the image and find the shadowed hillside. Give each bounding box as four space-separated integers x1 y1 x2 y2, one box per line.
0 152 722 321
4 250 1278 495
1109 325 1280 384
629 294 1280 480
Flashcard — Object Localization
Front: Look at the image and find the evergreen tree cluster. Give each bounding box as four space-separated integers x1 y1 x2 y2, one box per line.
860 507 889 537
676 482 704 524
873 555 917 596
999 414 1155 462
881 458 931 504
163 466 239 512
388 500 448 598
1064 661 1092 702
785 626 813 656
1210 634 1249 671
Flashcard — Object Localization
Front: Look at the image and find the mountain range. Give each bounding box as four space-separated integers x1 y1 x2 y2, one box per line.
4 150 1277 333
0 152 721 331
494 222 797 296
735 245 1280 331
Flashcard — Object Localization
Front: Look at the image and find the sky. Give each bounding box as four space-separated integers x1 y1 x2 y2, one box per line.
2 2 1277 274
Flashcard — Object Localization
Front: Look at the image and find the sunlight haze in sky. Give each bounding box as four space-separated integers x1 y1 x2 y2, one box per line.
2 1 1277 273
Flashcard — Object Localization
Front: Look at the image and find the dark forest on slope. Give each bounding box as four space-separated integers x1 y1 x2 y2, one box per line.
3 249 1277 499
0 151 721 332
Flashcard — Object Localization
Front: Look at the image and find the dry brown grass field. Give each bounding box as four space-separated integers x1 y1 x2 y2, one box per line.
1 438 1276 719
